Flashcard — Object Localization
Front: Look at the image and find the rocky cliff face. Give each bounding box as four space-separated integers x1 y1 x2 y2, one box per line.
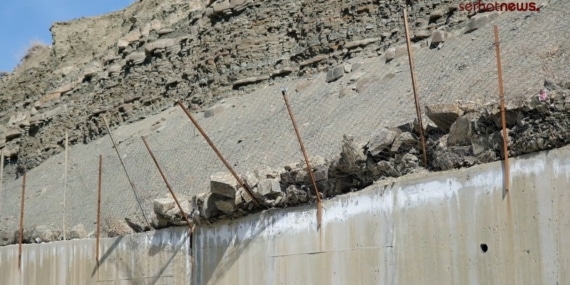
0 0 486 176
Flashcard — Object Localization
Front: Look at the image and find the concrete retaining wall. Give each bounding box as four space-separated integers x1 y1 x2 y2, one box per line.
2 147 570 284
0 227 191 284
193 146 570 285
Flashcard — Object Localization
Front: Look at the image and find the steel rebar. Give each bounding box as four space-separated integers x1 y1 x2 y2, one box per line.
141 136 194 232
403 8 428 168
96 155 102 264
494 25 510 193
18 173 26 270
176 100 263 208
63 131 68 240
281 88 323 230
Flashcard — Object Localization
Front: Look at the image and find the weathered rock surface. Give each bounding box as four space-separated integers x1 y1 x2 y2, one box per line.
0 0 488 178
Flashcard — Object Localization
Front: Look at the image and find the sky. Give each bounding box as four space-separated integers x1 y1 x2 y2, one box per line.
0 0 134 72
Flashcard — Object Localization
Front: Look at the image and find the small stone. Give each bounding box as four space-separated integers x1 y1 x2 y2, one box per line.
241 171 259 189
465 14 490 33
257 179 282 196
343 63 352 73
326 65 345 82
385 47 396 62
376 161 400 177
204 105 226 118
153 198 176 216
214 198 237 214
213 0 231 13
414 30 431 40
431 30 447 45
544 79 560 91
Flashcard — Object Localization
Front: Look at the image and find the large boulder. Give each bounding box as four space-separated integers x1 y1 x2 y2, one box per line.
332 135 367 174
425 103 464 132
193 193 220 219
390 132 417 153
210 172 238 198
365 128 399 156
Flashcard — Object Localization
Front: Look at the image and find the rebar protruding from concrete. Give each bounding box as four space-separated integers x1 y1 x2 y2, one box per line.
176 100 263 209
18 173 26 270
141 136 195 233
494 25 510 193
280 87 323 230
402 8 428 168
102 116 152 228
96 155 102 264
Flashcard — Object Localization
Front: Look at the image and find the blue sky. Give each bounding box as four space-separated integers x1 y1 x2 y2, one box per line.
0 0 134 72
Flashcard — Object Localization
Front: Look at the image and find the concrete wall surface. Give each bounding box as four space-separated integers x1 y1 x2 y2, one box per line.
2 146 570 284
193 146 570 285
0 227 191 285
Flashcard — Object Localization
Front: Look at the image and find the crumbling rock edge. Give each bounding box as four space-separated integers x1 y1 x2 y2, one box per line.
145 81 570 228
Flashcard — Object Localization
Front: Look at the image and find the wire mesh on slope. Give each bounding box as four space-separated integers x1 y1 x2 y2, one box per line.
2 3 570 237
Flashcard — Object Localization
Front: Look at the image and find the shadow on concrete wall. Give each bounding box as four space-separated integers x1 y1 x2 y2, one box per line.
89 229 190 284
149 229 190 285
195 206 306 285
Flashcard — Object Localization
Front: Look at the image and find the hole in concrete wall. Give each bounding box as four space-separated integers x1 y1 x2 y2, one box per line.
480 243 488 253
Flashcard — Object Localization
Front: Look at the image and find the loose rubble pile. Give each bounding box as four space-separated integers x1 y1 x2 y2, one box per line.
2 79 570 244
146 80 570 229
0 0 498 177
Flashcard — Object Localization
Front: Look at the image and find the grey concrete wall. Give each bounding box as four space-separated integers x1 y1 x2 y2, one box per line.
193 146 570 285
0 227 191 285
2 146 570 284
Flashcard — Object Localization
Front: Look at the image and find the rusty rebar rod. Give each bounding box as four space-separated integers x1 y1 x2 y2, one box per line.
96 155 102 264
176 100 263 208
102 117 152 227
141 136 194 231
402 8 428 168
18 173 26 271
494 25 510 193
280 88 323 230
63 131 68 240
